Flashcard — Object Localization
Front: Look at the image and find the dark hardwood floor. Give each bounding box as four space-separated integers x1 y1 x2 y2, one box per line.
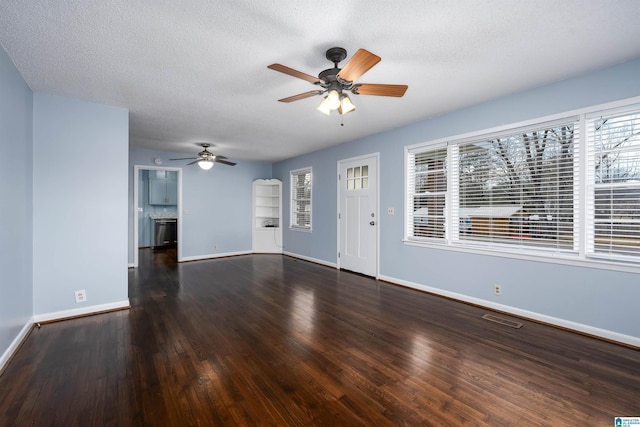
1 250 639 426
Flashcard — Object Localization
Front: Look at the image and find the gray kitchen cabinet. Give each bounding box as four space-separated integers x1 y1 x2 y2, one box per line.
149 172 177 205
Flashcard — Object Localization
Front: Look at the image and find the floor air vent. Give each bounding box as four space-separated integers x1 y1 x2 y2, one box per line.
482 314 523 329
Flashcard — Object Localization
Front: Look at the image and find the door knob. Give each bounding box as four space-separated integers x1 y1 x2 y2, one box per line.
369 221 375 226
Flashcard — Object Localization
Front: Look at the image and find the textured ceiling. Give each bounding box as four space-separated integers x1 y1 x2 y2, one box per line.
2 1 640 162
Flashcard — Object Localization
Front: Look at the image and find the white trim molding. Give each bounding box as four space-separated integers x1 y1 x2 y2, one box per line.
33 300 130 324
283 251 338 269
132 165 183 268
0 318 34 374
378 274 640 348
180 250 252 262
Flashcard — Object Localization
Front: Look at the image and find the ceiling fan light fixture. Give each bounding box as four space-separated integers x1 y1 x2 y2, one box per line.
316 97 331 115
198 159 214 170
326 89 341 110
338 94 356 115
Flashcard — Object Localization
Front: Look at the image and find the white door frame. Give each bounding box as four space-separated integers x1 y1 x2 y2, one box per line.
336 152 380 278
132 165 183 268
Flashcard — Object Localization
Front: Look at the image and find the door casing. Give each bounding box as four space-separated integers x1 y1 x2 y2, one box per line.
132 165 182 268
336 153 379 277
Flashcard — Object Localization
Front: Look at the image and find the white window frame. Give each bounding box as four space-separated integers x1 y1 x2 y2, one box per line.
290 167 312 231
404 97 640 273
586 105 640 263
406 143 449 243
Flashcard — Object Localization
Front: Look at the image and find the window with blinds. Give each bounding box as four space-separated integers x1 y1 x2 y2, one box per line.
587 109 640 262
407 145 448 240
454 119 579 253
290 167 312 230
407 119 579 251
405 103 640 268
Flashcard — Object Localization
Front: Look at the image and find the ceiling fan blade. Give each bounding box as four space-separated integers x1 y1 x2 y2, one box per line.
214 158 237 166
337 49 381 83
352 83 408 97
169 157 199 161
268 64 322 84
278 90 323 103
186 159 201 165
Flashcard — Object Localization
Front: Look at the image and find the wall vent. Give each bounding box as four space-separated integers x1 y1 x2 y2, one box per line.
482 314 523 329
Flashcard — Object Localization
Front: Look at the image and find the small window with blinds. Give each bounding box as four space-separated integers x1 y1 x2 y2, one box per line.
587 109 640 262
455 120 578 253
407 146 448 240
290 167 312 230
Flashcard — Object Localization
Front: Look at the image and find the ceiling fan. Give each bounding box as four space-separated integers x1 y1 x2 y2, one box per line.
268 47 408 116
169 144 236 170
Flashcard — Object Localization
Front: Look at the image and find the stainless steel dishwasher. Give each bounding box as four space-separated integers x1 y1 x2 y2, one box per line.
153 218 177 249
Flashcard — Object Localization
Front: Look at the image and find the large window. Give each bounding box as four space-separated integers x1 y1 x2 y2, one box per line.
290 167 312 230
406 102 640 267
587 109 640 261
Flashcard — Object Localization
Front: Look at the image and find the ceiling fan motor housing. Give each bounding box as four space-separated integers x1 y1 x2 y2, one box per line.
318 68 339 81
325 47 347 65
320 47 363 92
198 143 213 158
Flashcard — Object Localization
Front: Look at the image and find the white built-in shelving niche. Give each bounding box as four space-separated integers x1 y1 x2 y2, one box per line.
252 179 282 253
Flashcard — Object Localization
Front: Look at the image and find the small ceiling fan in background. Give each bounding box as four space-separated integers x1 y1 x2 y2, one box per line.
169 144 236 170
268 47 408 116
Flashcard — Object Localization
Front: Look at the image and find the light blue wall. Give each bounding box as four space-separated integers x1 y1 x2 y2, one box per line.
0 47 33 357
273 58 640 341
33 94 129 314
129 148 272 262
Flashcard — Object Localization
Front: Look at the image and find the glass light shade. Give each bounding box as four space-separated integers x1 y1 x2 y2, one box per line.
198 159 214 170
326 89 341 110
316 97 331 115
338 95 356 115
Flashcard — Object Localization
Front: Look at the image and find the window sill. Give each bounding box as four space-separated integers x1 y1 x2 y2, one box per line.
290 226 312 233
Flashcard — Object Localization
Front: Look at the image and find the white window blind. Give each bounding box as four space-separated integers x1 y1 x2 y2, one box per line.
290 168 312 229
453 118 579 254
405 101 640 267
407 145 448 241
587 109 640 262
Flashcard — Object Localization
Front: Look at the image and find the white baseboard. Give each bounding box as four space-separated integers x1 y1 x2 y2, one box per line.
179 250 252 262
283 251 338 269
0 317 34 374
378 274 640 348
33 300 130 323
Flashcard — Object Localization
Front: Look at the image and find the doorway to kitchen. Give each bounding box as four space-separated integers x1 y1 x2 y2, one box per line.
133 165 182 268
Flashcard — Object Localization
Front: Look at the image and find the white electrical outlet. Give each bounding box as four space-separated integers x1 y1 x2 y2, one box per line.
387 207 395 215
74 290 87 303
494 285 502 296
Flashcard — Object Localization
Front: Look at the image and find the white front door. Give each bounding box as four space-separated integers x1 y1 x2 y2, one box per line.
338 154 378 277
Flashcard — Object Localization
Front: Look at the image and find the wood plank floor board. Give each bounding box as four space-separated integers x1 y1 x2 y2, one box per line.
0 251 638 426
